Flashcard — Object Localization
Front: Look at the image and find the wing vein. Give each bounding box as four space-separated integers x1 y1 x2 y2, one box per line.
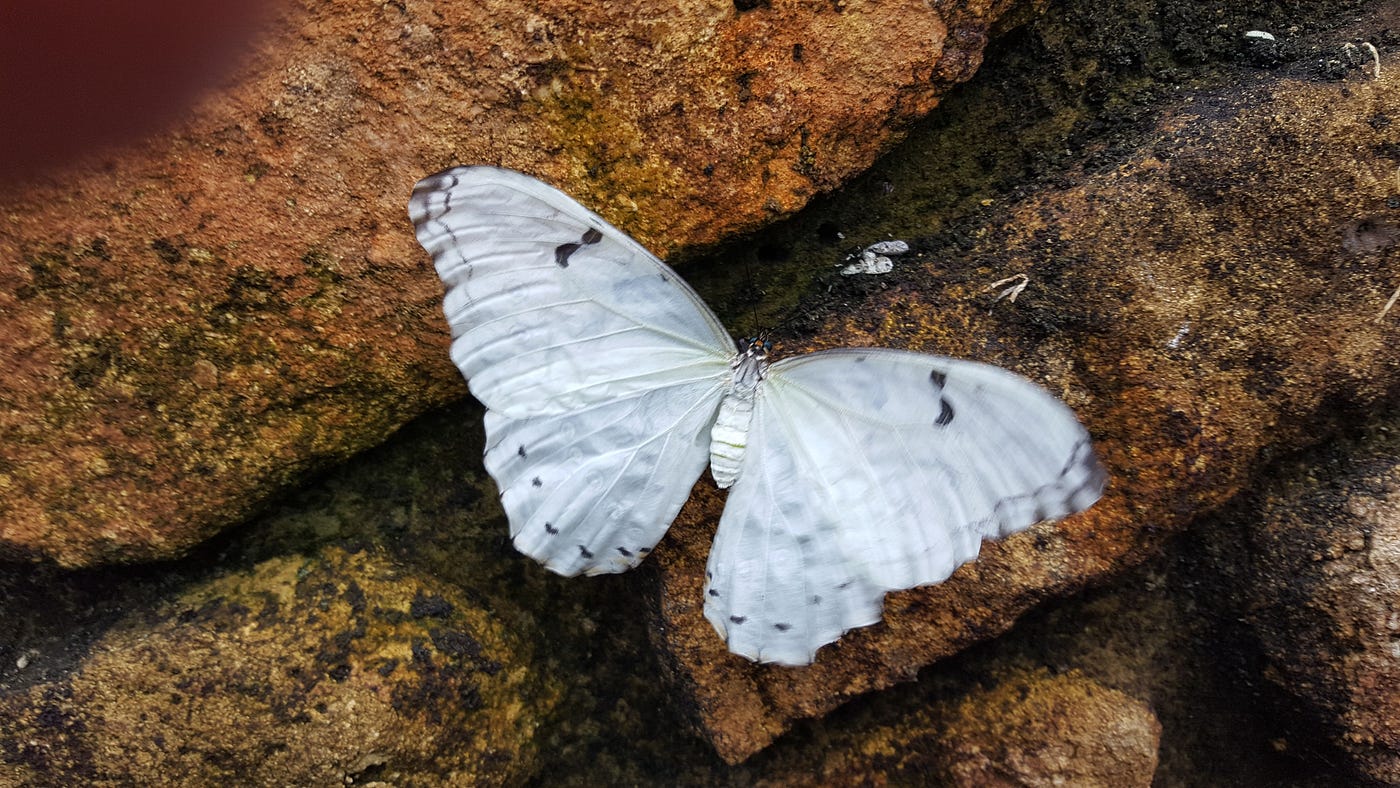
538 363 728 401
834 406 904 586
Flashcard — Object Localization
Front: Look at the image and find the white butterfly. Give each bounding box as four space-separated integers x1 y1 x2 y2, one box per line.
408 166 1106 666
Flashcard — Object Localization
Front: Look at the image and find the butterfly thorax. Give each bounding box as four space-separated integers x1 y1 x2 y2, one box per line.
709 340 768 489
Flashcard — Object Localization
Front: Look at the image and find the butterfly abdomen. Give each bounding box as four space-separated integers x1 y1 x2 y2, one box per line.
710 390 754 488
710 345 767 488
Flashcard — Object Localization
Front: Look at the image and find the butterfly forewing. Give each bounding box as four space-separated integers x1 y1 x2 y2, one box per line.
409 166 734 418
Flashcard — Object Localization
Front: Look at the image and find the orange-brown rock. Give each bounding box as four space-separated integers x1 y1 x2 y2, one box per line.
0 0 1038 568
931 670 1160 787
7 0 1399 775
648 38 1400 761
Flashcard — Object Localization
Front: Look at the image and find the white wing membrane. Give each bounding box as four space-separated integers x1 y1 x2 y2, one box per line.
703 402 885 665
704 349 1104 664
409 166 734 417
485 378 725 576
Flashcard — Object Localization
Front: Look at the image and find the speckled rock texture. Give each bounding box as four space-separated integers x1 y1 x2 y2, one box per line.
1217 422 1400 783
649 22 1400 761
0 546 556 785
756 669 1160 786
931 670 1160 787
0 400 1169 786
0 0 1035 568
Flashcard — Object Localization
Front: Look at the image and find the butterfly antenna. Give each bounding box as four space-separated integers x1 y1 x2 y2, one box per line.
742 251 764 339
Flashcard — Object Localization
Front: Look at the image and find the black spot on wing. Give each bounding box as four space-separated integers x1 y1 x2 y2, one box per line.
544 522 559 535
935 398 955 426
617 547 633 557
638 547 651 554
929 368 948 389
729 615 747 625
517 445 527 458
554 227 603 267
773 622 792 632
531 477 543 487
708 588 720 597
578 545 594 559
554 242 581 267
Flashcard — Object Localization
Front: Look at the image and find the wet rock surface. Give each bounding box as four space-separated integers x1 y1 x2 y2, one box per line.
755 668 1161 787
653 0 1400 760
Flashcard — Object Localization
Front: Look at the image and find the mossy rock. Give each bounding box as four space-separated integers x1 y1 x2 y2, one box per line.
0 546 558 785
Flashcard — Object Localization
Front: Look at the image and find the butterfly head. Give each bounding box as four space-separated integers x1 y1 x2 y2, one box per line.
737 336 774 361
732 336 771 385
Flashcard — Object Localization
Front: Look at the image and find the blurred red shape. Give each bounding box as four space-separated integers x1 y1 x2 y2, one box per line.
0 1 276 181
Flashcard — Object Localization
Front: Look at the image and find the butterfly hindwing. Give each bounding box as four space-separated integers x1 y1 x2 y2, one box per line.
703 399 886 665
484 378 724 576
704 349 1105 663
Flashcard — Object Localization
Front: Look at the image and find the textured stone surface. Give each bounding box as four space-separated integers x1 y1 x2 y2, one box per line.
0 0 1033 568
932 670 1160 787
0 546 556 785
1221 422 1400 783
649 24 1400 761
755 669 1160 786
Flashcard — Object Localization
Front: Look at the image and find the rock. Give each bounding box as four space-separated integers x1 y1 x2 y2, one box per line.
930 670 1160 787
0 0 1036 568
0 546 557 784
1226 422 1400 783
755 669 1159 786
746 516 1358 785
647 11 1400 761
